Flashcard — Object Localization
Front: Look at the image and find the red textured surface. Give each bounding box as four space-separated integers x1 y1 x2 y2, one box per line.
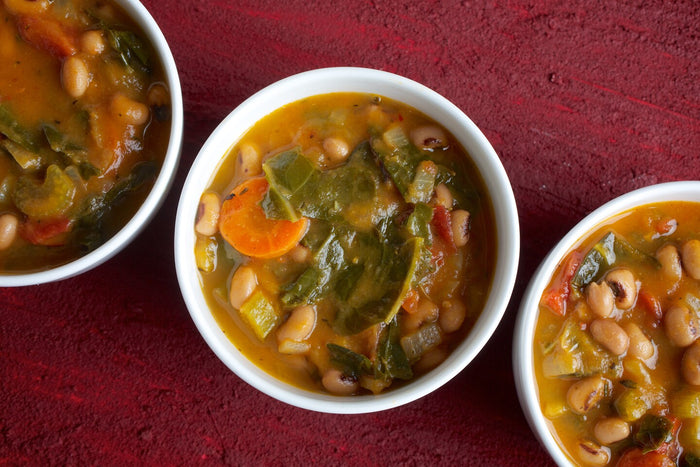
2 1 699 465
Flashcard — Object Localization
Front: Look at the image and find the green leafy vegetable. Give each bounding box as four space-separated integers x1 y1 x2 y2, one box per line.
14 164 76 218
327 343 372 378
1 139 42 171
375 318 413 381
634 414 674 454
0 104 39 151
106 29 150 73
404 202 433 244
42 124 98 179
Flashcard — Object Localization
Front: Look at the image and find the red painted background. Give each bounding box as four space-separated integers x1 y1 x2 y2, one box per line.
2 0 699 465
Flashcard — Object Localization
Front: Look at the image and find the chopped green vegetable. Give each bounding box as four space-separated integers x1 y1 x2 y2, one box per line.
1 139 42 171
195 236 218 273
615 387 651 422
404 202 433 245
106 29 150 73
0 103 39 151
375 318 413 381
672 387 700 419
400 322 442 362
634 414 674 454
42 124 98 179
14 164 76 218
238 290 279 341
327 343 372 378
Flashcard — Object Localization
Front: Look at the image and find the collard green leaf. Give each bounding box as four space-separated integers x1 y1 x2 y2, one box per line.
0 104 39 151
375 318 412 381
106 29 150 73
42 124 99 179
634 414 674 454
327 343 372 378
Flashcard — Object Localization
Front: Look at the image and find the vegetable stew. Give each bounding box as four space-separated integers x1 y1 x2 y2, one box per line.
195 93 496 395
0 0 171 271
535 201 700 466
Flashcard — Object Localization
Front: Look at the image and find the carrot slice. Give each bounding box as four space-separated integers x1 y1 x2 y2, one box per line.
218 177 309 259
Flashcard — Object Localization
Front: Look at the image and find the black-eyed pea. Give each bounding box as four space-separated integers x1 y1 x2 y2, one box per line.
590 319 629 356
412 347 448 374
664 304 699 347
80 30 105 55
682 239 700 280
586 282 614 318
656 243 682 283
434 184 453 210
439 298 466 334
567 374 606 414
322 137 350 164
236 143 262 178
576 440 610 466
276 305 316 343
594 417 630 445
321 368 358 395
111 93 150 125
605 268 637 310
195 192 221 236
411 125 448 150
62 56 90 98
682 342 700 386
404 298 439 331
624 322 654 360
147 83 170 107
451 209 470 247
229 266 257 310
0 213 18 250
289 244 310 263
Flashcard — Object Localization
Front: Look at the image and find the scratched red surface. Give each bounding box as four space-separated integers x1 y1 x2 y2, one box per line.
2 1 699 465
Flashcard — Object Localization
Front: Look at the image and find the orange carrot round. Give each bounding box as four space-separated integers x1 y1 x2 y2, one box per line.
218 177 309 259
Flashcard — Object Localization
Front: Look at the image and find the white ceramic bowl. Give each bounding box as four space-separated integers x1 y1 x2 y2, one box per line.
175 67 519 413
513 181 700 466
0 0 183 287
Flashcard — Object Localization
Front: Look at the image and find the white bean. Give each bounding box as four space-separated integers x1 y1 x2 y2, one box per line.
229 266 257 310
682 342 700 385
590 319 629 356
624 322 654 360
656 243 682 284
439 298 466 333
451 209 470 247
664 304 699 347
434 183 453 210
80 30 105 55
62 56 90 98
567 374 606 414
594 417 630 445
322 137 350 164
322 368 358 395
276 305 316 343
411 125 448 149
111 93 149 125
586 282 614 318
682 239 700 280
235 143 262 179
195 192 221 236
605 268 637 310
0 213 18 250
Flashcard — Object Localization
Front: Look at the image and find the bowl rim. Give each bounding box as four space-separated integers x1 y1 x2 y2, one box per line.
0 0 184 287
513 180 700 466
175 66 520 413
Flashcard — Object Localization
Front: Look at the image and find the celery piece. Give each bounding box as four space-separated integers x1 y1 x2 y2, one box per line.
671 387 700 419
680 417 700 456
238 290 279 341
400 322 442 362
615 388 651 422
1 139 42 171
14 165 76 218
194 236 217 273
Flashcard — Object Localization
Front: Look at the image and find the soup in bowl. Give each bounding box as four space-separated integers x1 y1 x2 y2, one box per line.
175 67 519 413
515 181 700 466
